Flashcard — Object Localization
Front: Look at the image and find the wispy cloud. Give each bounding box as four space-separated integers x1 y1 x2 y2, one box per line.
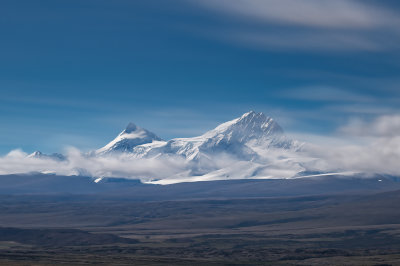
196 0 398 29
281 86 373 102
224 30 382 51
324 104 398 116
190 0 400 51
339 115 400 137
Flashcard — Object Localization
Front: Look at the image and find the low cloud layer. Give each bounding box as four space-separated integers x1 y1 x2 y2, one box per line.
303 137 400 176
0 148 189 182
303 114 400 176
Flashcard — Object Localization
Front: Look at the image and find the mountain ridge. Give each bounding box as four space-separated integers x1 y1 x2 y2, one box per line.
97 111 299 159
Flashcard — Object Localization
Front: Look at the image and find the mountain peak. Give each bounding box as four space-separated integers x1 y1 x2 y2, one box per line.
97 123 162 155
238 111 268 123
201 111 284 147
28 151 43 158
240 110 257 118
233 111 283 135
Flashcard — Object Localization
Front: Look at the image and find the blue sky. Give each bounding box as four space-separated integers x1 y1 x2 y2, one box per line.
1 0 400 154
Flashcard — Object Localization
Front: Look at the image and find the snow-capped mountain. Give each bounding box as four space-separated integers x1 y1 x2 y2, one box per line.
93 111 305 183
97 111 298 160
